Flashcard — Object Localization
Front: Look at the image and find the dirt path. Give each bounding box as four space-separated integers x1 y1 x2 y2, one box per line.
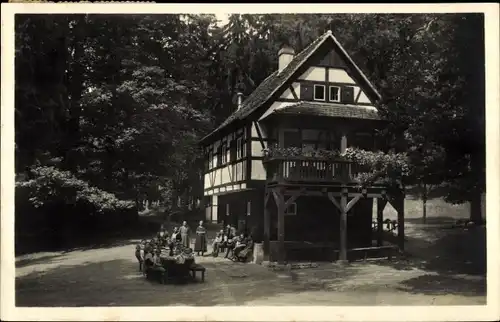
15 236 485 306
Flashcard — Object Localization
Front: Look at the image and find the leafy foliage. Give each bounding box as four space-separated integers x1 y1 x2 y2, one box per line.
16 166 135 212
342 147 410 188
263 145 410 188
15 13 485 228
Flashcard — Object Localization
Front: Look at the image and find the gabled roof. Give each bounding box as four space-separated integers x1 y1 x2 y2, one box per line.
264 101 381 121
200 30 382 144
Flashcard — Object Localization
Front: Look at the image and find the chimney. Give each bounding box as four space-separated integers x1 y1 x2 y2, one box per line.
278 45 295 72
236 92 243 109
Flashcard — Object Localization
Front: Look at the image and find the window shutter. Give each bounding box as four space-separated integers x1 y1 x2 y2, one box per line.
300 83 314 101
341 86 355 104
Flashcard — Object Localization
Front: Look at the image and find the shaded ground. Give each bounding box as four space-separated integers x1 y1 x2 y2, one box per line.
16 233 486 306
15 199 486 306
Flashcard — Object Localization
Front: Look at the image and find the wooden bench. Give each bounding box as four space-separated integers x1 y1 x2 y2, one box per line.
189 263 206 282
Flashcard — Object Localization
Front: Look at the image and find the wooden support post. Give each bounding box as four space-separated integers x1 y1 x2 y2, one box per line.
376 198 387 247
263 190 271 261
276 189 286 265
339 189 348 263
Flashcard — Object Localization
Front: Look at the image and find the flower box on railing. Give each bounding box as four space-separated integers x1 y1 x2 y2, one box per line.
261 146 409 186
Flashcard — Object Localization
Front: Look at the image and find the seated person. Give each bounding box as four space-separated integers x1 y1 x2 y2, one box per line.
144 246 156 272
150 238 158 249
170 227 182 243
235 235 254 262
224 233 242 259
212 231 224 257
159 245 170 259
147 248 166 282
157 228 169 246
232 233 248 259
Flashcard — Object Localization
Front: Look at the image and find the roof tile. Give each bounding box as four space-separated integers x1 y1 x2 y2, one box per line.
201 33 327 142
269 101 382 120
200 30 382 143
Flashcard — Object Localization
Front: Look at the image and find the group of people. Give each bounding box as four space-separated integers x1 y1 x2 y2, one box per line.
135 220 254 277
156 220 209 256
211 224 254 262
135 223 198 281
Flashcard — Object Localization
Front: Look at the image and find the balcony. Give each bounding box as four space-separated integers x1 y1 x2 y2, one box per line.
263 156 365 185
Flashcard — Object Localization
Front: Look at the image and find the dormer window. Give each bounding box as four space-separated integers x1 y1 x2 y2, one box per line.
329 86 341 102
313 84 326 101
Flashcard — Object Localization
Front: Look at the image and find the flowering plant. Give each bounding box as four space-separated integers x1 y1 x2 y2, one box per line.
263 145 409 188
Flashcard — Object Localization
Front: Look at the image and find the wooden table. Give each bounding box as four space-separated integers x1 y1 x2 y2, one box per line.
160 257 194 283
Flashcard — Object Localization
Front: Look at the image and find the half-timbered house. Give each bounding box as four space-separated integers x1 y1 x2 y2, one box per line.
199 30 405 264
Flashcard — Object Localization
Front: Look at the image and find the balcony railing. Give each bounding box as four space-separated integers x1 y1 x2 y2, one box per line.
263 156 365 184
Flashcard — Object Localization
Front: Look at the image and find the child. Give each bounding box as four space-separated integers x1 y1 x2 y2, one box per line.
135 239 147 272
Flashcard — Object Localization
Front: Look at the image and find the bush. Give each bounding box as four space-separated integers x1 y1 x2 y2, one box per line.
16 166 135 213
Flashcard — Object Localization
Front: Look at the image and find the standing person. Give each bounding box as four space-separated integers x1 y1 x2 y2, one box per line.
179 221 191 249
194 220 207 256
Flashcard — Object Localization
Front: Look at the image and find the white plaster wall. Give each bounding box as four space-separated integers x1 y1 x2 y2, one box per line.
251 141 267 157
328 68 356 84
251 160 267 180
280 88 294 99
299 67 326 81
292 82 301 99
358 91 372 104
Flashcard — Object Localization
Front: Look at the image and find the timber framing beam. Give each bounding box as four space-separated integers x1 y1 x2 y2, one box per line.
253 121 266 150
345 195 362 213
327 192 342 212
284 188 306 208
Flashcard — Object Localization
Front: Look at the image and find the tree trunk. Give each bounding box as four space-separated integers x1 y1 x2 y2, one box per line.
422 182 427 224
63 16 86 171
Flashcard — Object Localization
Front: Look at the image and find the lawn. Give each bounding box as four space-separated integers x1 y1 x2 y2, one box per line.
379 187 474 223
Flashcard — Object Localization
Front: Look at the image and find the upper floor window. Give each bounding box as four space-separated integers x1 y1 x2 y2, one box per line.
329 86 341 102
313 84 326 101
230 139 237 162
208 150 213 169
221 143 227 164
212 149 218 168
283 129 301 148
236 137 243 159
